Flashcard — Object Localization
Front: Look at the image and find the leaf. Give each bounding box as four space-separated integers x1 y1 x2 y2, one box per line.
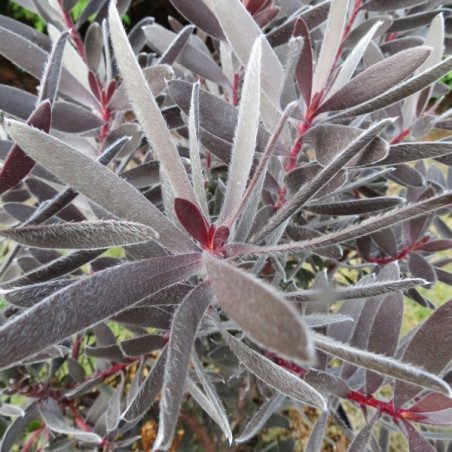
191 354 232 443
40 398 102 443
314 334 451 397
304 411 328 452
369 142 452 166
0 253 201 369
174 198 209 246
143 24 229 86
154 284 211 451
169 0 225 40
0 279 74 308
253 119 393 243
394 299 452 410
364 0 430 11
408 252 437 286
219 328 326 410
304 124 389 167
399 418 437 452
106 373 124 432
109 2 196 204
0 25 96 107
204 253 314 363
188 82 209 219
0 402 39 452
0 101 51 195
122 347 167 421
120 334 166 357
235 393 285 443
243 192 452 257
366 292 404 394
293 18 313 107
326 20 382 98
4 119 197 253
306 197 402 215
209 0 284 106
318 47 431 113
218 37 262 226
38 31 69 106
332 56 452 119
312 0 348 96
287 278 424 302
121 161 160 188
0 220 158 249
347 411 380 452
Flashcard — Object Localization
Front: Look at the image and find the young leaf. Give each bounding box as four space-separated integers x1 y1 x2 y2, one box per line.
108 2 196 204
218 36 262 227
154 284 211 451
174 198 209 246
0 220 158 249
204 253 314 363
312 0 348 96
0 253 201 369
4 119 197 253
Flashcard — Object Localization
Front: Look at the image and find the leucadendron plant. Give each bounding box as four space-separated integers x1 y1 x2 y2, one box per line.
0 0 452 450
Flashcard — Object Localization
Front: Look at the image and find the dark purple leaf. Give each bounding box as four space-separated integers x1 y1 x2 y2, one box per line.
399 418 437 452
293 18 313 107
120 334 166 357
0 101 51 195
174 197 209 246
306 197 402 215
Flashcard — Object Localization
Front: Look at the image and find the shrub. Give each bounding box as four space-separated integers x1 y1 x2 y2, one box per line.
0 0 452 450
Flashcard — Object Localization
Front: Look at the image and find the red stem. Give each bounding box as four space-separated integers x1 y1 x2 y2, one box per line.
232 72 240 106
22 425 45 452
58 0 86 62
390 127 411 145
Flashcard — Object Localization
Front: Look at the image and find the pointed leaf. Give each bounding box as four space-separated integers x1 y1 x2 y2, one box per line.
109 2 196 204
169 0 225 40
408 252 437 286
306 197 402 215
122 347 168 421
0 253 201 369
4 119 196 253
304 411 328 452
218 37 262 226
204 253 314 363
314 334 451 397
220 329 326 409
0 220 158 249
154 284 211 450
106 373 124 432
174 198 209 246
0 101 51 195
293 18 313 107
40 398 102 443
235 393 285 443
312 0 348 95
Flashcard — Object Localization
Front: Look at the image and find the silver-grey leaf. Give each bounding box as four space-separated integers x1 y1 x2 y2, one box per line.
154 284 211 451
0 220 157 249
204 253 314 363
4 119 197 253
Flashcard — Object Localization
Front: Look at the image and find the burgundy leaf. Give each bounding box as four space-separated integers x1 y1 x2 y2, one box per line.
0 101 51 195
174 197 209 246
212 225 230 250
